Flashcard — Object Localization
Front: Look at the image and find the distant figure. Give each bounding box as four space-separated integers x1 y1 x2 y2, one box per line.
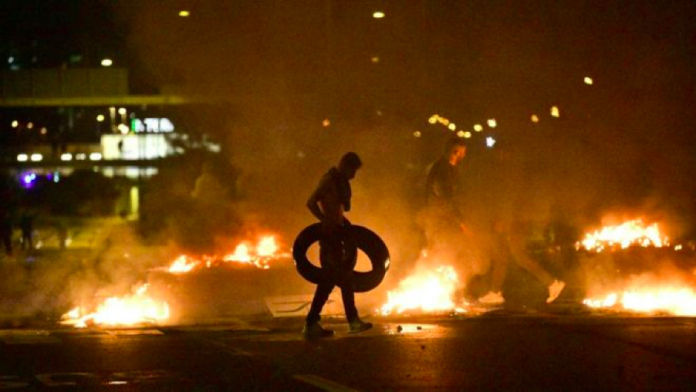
303 152 372 338
19 209 35 251
0 209 12 256
55 219 69 250
419 138 481 271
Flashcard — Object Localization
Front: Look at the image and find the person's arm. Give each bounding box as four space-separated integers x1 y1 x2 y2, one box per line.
306 187 325 222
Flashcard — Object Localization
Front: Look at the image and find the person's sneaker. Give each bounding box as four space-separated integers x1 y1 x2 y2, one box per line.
477 291 505 305
348 319 373 334
302 322 334 339
546 280 566 303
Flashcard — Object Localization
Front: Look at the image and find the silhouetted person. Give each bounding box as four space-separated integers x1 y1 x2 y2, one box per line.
0 180 15 257
304 152 372 338
19 209 35 251
0 209 12 256
419 138 482 271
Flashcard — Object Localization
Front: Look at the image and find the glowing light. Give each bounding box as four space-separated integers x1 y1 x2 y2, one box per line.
322 118 331 127
17 154 28 162
27 122 34 129
257 236 279 257
168 255 200 274
531 114 539 123
584 287 696 316
675 244 683 251
371 56 380 63
413 131 422 138
473 124 483 132
179 10 190 17
584 76 593 85
578 219 668 252
40 127 47 135
11 120 18 128
463 131 472 139
428 116 438 124
118 108 127 115
486 137 496 148
61 284 170 328
89 153 103 161
101 58 113 67
551 106 560 118
75 153 87 161
448 123 456 131
381 266 460 315
30 153 43 162
60 153 73 161
373 11 385 19
97 114 105 122
487 119 497 128
118 124 130 134
456 131 465 138
167 235 288 274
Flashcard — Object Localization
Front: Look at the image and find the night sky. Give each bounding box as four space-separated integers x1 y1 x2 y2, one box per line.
2 0 695 237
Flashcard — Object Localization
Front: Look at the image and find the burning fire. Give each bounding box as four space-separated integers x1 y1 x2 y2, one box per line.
380 265 465 315
61 284 170 328
167 235 287 274
578 219 669 252
584 286 696 316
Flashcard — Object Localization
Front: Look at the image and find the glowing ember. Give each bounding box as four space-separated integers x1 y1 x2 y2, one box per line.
578 219 669 252
584 287 696 316
168 255 200 274
381 266 463 315
165 235 287 273
61 284 170 328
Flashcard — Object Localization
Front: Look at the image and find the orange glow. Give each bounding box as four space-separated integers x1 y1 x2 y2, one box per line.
168 255 200 274
61 284 169 328
578 219 669 252
166 235 288 273
380 266 464 315
584 287 696 316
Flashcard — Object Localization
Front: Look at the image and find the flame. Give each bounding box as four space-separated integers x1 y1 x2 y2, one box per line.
168 255 200 274
584 286 696 316
578 219 669 252
166 235 287 273
61 284 170 328
381 265 463 315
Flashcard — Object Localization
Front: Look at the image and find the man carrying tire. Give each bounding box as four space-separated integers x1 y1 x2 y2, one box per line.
304 152 373 338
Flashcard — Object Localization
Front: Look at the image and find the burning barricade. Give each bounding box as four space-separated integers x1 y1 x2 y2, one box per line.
579 219 696 316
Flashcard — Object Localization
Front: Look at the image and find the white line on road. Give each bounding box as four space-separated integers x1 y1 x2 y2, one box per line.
293 374 359 392
200 338 253 356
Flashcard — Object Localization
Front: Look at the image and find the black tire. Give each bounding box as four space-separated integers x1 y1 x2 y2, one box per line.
293 223 390 293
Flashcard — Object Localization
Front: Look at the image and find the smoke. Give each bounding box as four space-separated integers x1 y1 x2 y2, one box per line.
86 1 696 312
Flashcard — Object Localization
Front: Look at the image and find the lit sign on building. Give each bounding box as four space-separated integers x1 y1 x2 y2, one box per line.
131 118 175 133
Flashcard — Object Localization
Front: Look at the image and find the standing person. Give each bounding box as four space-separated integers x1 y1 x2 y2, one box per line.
19 208 35 251
0 209 12 257
420 138 478 269
303 152 373 338
0 178 16 258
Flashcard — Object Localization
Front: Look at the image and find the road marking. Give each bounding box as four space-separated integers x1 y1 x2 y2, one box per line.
200 338 253 356
293 374 358 392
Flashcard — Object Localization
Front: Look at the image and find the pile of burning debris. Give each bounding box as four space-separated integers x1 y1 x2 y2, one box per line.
58 219 696 329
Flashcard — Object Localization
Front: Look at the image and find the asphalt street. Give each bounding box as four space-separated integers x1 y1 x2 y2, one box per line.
1 315 695 391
